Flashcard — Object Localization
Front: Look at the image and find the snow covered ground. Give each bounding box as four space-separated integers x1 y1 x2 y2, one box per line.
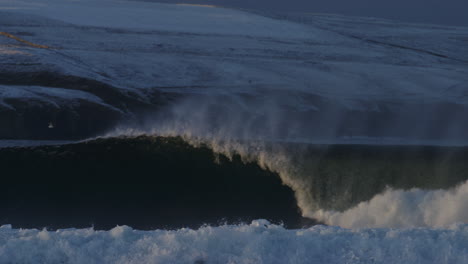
1 0 468 140
0 221 466 264
0 84 115 110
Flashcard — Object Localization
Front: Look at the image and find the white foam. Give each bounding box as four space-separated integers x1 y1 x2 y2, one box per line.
311 180 468 228
0 221 466 264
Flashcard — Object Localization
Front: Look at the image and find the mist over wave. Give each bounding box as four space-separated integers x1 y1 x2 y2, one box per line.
107 93 468 228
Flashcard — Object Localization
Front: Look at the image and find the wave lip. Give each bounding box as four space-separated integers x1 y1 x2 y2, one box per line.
0 221 466 264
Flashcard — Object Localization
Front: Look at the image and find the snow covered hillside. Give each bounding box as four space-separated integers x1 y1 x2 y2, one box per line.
1 0 467 140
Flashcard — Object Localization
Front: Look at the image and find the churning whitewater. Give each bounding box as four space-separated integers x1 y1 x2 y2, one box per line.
1 222 467 264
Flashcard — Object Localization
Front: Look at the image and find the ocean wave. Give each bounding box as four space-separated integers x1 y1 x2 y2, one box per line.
101 91 468 228
3 135 468 229
104 131 468 228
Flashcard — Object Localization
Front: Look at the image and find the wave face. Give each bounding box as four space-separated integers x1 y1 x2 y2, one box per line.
0 222 467 264
0 137 303 230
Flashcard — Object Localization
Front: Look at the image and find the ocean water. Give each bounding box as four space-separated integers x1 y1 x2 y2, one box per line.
1 136 467 229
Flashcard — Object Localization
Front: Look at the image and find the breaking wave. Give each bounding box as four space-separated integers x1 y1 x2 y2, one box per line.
3 93 468 229
4 134 468 229
103 94 468 229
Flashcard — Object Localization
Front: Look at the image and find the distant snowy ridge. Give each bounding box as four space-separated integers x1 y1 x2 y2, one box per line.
0 221 467 264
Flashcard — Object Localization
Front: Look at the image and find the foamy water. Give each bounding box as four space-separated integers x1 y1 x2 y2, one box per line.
312 180 468 228
0 221 466 264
